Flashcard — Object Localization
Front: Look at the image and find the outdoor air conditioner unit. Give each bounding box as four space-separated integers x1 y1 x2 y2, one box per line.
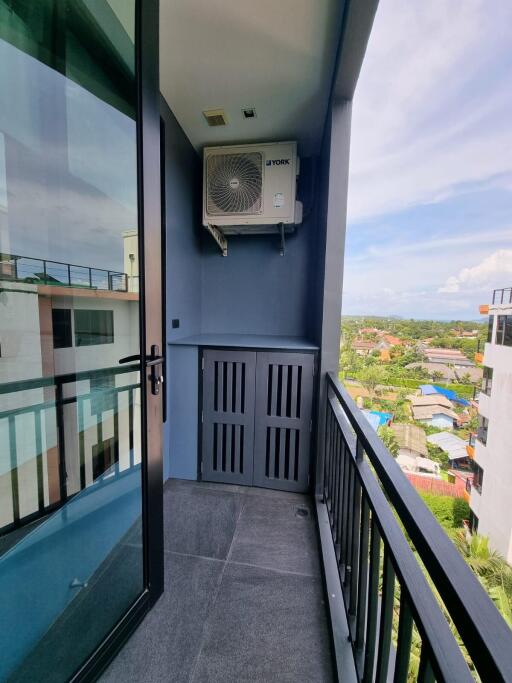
203 141 301 255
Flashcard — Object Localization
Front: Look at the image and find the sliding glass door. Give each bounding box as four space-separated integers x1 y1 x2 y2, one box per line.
0 1 162 680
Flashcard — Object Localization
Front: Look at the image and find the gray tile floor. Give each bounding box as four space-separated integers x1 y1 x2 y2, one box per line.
100 479 334 683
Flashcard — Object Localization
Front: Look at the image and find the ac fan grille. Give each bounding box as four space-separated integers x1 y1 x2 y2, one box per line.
206 152 263 216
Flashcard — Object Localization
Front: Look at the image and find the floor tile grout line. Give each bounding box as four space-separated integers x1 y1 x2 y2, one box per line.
187 496 248 683
166 549 319 578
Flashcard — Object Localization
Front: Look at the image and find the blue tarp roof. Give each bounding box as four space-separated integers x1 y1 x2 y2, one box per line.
362 410 392 431
419 384 470 407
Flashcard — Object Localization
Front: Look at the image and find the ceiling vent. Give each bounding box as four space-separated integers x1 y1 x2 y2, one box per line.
203 108 228 127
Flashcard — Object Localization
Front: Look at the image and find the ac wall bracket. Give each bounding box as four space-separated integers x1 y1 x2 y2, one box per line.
206 224 228 256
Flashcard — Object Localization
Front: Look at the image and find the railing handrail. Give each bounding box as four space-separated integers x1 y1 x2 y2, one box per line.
1 363 142 538
492 287 512 305
0 363 140 396
326 372 512 682
0 253 127 292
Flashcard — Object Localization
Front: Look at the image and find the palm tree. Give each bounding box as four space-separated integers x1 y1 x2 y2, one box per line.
454 531 512 626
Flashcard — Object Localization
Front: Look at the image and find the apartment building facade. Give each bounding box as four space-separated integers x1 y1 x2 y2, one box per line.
468 288 512 563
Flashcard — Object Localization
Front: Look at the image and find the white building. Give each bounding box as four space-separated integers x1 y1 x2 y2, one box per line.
468 288 512 563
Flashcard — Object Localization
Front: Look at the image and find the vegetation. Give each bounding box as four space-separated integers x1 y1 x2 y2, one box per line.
377 425 399 457
419 492 469 531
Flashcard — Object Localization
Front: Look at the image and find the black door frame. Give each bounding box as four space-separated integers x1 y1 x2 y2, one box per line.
71 1 164 680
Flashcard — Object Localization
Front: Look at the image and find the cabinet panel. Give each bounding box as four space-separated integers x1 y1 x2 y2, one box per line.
202 349 256 485
253 352 314 492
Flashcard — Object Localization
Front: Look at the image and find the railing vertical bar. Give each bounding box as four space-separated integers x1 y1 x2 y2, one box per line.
129 388 134 467
393 592 413 683
418 645 435 683
349 474 362 618
113 390 120 473
355 495 370 652
334 425 343 550
336 435 346 558
55 381 67 501
34 408 45 511
9 415 20 523
376 549 396 683
341 456 353 573
78 397 86 489
328 405 336 512
96 406 104 479
323 401 332 504
331 419 339 536
363 516 381 683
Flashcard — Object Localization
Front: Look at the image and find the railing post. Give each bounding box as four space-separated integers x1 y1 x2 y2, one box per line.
323 387 333 504
55 380 68 503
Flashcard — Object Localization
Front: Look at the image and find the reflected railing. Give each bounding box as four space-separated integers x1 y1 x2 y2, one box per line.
317 373 512 682
0 364 140 536
0 253 128 292
492 287 512 305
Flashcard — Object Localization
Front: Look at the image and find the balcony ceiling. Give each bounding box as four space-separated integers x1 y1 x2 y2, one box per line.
159 0 343 156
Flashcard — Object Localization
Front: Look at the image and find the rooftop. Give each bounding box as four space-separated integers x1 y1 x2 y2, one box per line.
409 394 454 409
391 423 428 457
427 432 469 460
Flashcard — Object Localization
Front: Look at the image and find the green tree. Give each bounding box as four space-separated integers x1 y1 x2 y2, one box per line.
431 370 445 383
358 364 387 400
378 425 400 457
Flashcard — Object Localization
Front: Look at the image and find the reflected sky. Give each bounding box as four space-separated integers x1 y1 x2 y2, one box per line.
0 35 137 273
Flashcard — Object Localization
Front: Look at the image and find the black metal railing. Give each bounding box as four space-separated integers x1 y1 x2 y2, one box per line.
0 254 128 292
0 364 140 536
317 373 512 683
492 288 512 305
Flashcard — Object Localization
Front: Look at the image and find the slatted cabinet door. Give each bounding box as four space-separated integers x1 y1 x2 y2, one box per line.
253 352 314 492
202 349 256 485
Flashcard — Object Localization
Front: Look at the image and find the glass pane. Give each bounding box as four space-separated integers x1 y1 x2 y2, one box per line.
0 2 142 681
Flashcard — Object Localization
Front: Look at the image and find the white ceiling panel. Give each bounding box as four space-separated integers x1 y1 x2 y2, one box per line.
159 0 342 156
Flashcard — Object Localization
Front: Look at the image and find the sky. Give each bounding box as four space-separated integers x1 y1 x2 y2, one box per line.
343 0 512 320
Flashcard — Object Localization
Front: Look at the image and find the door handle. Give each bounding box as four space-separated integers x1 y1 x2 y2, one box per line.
147 344 165 396
119 346 165 396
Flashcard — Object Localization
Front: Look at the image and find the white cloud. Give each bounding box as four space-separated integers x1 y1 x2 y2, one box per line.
347 0 512 221
438 249 512 294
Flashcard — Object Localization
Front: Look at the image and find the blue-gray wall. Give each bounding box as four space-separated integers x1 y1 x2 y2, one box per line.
199 159 317 338
160 98 202 480
161 98 202 343
161 95 321 481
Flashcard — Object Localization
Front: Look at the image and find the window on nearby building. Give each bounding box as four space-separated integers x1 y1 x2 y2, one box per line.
74 310 114 346
495 315 512 347
487 315 494 343
482 367 493 396
52 309 72 349
477 415 489 445
505 316 512 346
472 463 484 494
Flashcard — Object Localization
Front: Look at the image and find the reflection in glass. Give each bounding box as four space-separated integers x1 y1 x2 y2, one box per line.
0 2 143 680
